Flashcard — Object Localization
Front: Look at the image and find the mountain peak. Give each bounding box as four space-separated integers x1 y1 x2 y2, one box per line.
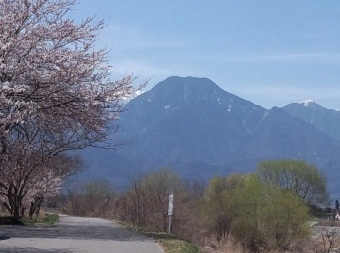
155 76 222 95
145 76 229 106
299 99 315 107
142 76 264 113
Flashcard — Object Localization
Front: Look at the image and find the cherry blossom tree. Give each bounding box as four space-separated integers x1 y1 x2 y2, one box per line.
0 0 141 215
0 140 80 216
26 155 81 217
0 0 138 154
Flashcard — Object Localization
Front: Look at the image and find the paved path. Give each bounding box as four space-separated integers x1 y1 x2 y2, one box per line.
0 215 164 253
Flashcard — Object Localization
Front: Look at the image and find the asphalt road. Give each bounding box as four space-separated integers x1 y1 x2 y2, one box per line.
0 215 164 253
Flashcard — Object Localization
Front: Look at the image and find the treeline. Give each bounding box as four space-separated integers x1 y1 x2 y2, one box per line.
60 160 329 253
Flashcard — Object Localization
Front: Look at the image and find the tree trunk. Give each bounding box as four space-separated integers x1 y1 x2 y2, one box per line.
29 201 36 218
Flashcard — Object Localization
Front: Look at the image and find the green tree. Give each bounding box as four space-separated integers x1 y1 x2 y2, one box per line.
230 175 310 253
200 174 311 253
200 174 245 242
257 159 329 206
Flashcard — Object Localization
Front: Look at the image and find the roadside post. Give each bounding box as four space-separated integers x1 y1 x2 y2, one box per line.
167 193 174 234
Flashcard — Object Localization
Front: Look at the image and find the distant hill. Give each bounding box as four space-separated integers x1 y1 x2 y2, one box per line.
73 76 340 196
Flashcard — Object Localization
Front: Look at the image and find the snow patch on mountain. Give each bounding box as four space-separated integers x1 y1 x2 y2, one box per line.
217 98 221 105
300 100 314 106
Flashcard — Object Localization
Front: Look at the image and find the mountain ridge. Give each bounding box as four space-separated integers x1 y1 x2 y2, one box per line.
282 101 340 141
74 76 340 196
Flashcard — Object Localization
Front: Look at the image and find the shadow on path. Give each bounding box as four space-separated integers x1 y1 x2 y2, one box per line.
0 215 150 241
0 248 74 253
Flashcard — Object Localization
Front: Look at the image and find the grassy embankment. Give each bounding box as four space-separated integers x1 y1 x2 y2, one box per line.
147 232 201 253
21 213 59 225
159 238 200 253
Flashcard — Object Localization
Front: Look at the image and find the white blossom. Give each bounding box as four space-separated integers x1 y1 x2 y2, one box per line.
0 0 142 216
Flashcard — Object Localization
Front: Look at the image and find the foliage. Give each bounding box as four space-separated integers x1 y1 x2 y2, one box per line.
200 174 311 253
232 175 310 252
114 168 206 245
42 213 59 225
200 174 245 242
0 0 138 152
115 170 311 252
22 212 59 225
257 159 329 206
0 148 80 217
0 0 139 216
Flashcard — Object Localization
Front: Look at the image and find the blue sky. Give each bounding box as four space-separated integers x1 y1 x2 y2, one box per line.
74 1 340 109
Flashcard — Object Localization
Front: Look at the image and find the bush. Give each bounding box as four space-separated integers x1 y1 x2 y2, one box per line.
200 174 311 253
115 168 189 232
60 179 116 218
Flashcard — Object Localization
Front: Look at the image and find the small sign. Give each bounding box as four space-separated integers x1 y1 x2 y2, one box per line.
168 193 174 216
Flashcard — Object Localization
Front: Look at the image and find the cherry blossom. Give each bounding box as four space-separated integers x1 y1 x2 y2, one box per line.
0 0 141 215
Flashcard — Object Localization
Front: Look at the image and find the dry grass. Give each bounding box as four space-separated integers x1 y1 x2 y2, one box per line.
159 238 201 253
199 237 243 253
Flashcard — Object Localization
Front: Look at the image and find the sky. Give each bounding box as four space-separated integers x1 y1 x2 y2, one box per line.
74 0 340 110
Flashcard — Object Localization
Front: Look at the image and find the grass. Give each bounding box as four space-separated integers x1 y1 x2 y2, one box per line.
21 213 59 225
158 237 201 253
141 232 201 253
116 221 202 253
42 213 59 225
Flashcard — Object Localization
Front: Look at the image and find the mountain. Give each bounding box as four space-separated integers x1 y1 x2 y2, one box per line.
120 76 267 167
282 100 340 141
73 77 340 195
